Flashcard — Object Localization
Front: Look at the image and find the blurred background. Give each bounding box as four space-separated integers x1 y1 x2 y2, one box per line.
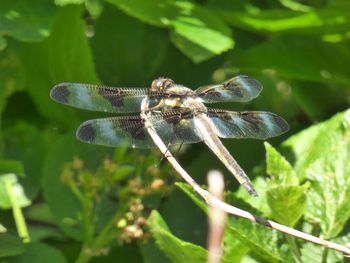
0 0 350 262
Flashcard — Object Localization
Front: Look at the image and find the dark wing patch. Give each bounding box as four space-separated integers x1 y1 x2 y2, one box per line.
196 75 263 103
76 109 204 148
208 109 289 139
50 83 163 113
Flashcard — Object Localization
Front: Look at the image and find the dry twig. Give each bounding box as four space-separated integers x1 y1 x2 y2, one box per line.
207 170 227 263
140 97 350 258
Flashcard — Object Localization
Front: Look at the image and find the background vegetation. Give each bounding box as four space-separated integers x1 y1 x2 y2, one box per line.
0 0 350 262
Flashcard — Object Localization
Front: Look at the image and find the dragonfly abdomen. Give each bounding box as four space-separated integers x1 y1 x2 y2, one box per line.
194 114 258 196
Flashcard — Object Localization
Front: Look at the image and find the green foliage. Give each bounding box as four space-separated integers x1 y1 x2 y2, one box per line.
1 0 350 262
0 173 30 209
0 0 56 42
108 0 233 62
148 211 208 263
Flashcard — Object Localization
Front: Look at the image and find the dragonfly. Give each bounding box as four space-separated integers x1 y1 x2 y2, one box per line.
50 75 289 196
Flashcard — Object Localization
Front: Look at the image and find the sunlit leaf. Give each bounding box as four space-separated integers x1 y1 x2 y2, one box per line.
55 0 84 5
108 0 234 62
265 142 298 185
0 173 31 209
283 109 350 238
149 210 207 263
266 185 307 227
177 183 283 262
218 8 350 36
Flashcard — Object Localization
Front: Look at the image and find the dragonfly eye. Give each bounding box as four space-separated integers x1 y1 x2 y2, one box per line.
151 78 174 92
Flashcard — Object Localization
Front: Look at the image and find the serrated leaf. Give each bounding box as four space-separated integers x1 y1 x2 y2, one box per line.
265 142 298 185
222 229 250 262
266 185 307 227
236 175 272 217
0 0 56 42
0 173 31 209
148 210 207 263
283 109 350 238
177 183 282 262
300 243 340 263
0 234 25 257
226 218 282 263
108 0 233 62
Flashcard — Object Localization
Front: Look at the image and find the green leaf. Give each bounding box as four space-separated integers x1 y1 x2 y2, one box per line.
266 185 307 227
226 218 282 263
0 35 7 51
0 234 25 257
42 132 111 240
0 173 31 209
283 109 350 238
10 243 67 263
91 4 169 85
222 229 250 262
54 0 104 18
0 160 24 176
108 0 234 62
0 0 56 42
300 243 339 263
148 210 207 263
20 5 99 127
177 183 282 262
0 43 24 134
55 0 84 5
219 8 350 36
232 36 350 86
265 142 298 185
3 123 51 198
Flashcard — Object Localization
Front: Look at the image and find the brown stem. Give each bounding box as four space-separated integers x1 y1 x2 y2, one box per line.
140 98 350 258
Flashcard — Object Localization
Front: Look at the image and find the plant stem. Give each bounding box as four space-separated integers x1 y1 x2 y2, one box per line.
286 235 302 263
321 247 329 263
75 244 92 263
3 176 30 243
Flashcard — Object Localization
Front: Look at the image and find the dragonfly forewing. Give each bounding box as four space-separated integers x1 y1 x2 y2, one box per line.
51 83 157 113
196 75 263 103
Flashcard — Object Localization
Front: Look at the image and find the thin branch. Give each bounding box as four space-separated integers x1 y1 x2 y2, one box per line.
207 170 227 263
140 98 350 257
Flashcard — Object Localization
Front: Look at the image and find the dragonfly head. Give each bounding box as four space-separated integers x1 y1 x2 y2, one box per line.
151 78 174 92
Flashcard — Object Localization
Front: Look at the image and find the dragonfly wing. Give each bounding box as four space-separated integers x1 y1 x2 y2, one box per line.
196 75 263 103
76 109 204 148
208 109 289 139
50 83 161 113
